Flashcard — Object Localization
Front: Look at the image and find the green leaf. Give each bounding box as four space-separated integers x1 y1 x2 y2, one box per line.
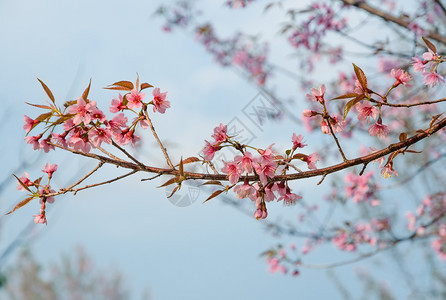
37 78 55 104
5 196 34 215
343 95 365 120
330 93 359 101
203 190 224 203
422 37 437 53
352 63 367 90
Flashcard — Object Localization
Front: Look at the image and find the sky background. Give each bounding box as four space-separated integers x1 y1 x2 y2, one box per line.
0 0 442 299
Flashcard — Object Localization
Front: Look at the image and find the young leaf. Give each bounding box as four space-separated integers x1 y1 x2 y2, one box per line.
179 157 184 177
422 37 437 53
140 83 154 91
399 132 407 141
167 185 180 198
157 176 179 188
136 73 140 91
5 196 34 215
203 189 224 203
82 78 92 100
25 102 52 110
343 94 365 120
352 63 367 90
35 112 53 123
292 153 307 160
13 174 32 193
105 81 134 91
330 93 359 101
201 181 224 187
37 78 55 104
179 157 200 165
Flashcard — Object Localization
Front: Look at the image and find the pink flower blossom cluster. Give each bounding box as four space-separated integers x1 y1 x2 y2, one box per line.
412 49 445 87
287 3 347 54
332 223 376 251
225 0 253 9
405 192 446 259
24 84 169 154
344 171 380 206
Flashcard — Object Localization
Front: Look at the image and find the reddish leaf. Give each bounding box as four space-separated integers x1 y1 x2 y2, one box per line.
37 78 55 104
399 132 407 142
35 112 53 123
157 176 179 188
179 157 184 177
64 100 78 108
34 176 43 186
179 157 200 165
25 102 52 110
13 174 32 193
352 63 367 90
53 114 74 126
330 93 359 101
105 81 134 91
167 186 180 198
203 190 224 203
140 83 154 91
292 153 307 160
136 73 140 91
201 181 224 187
422 37 437 53
343 94 365 120
5 196 34 215
82 78 92 100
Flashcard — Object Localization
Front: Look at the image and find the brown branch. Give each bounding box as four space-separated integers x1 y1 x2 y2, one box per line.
142 109 175 169
370 97 446 108
434 0 446 15
111 140 145 168
340 0 446 45
48 116 446 184
326 117 348 162
60 162 104 191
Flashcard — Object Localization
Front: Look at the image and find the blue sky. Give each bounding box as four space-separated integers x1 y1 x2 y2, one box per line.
0 0 442 299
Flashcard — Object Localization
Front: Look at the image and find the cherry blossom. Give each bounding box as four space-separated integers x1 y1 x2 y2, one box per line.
126 89 145 109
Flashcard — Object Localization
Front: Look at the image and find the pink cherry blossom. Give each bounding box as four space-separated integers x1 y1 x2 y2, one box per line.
25 134 43 150
391 69 412 87
253 159 276 185
233 180 255 199
88 127 112 148
368 120 390 139
203 140 221 161
126 89 145 109
106 113 128 133
222 160 241 184
422 71 445 87
39 186 56 204
17 172 33 191
235 151 253 174
303 109 317 118
212 123 228 142
23 115 39 133
110 94 127 113
40 135 55 153
52 132 69 149
303 153 318 170
91 108 106 122
68 96 96 125
292 133 307 150
356 102 378 122
42 163 58 179
152 88 170 113
307 84 326 102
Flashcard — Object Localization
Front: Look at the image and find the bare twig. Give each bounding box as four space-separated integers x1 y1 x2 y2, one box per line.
61 162 104 191
369 97 446 108
142 110 175 169
326 117 348 162
111 140 145 168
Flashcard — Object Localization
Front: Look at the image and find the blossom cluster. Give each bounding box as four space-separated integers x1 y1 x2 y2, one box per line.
344 171 380 206
412 49 445 87
203 124 319 219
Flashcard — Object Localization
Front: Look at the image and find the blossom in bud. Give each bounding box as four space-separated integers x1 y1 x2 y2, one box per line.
302 109 317 118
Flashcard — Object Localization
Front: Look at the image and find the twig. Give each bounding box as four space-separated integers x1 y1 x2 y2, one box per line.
434 0 446 15
111 140 145 168
340 0 446 45
61 162 104 191
326 117 348 162
96 145 125 162
369 97 446 108
143 110 175 169
141 173 162 181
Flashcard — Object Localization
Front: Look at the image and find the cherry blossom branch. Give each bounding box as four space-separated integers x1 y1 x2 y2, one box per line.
326 117 348 162
142 109 175 169
60 162 104 192
369 97 446 108
48 116 446 184
340 0 446 45
96 145 126 162
434 0 446 15
111 140 145 168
